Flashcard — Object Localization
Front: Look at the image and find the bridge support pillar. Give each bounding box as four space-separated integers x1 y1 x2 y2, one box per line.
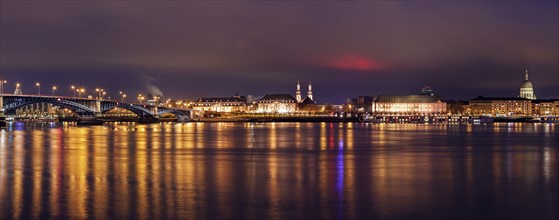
0 96 6 127
94 100 102 117
152 106 159 119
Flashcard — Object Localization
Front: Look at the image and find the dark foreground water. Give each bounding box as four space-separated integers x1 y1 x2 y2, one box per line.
0 122 557 220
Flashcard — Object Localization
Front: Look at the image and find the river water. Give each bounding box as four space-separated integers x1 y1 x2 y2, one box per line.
0 122 557 219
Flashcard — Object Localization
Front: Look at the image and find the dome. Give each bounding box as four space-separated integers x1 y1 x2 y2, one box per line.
520 80 533 89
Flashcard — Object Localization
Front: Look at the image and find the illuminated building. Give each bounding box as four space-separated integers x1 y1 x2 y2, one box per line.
469 96 531 116
192 96 248 113
373 95 447 115
531 99 559 116
14 103 72 118
257 94 298 113
519 70 536 100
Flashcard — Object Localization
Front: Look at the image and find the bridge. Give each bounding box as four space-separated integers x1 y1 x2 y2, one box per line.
0 94 191 123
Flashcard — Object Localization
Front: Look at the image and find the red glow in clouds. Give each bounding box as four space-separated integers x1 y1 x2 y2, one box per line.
325 55 384 71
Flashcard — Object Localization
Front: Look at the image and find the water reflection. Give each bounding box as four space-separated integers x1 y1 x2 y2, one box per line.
0 122 557 219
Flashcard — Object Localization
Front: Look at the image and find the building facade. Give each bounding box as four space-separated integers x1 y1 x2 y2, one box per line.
373 95 447 115
257 94 298 113
531 99 559 116
191 96 248 113
469 96 532 116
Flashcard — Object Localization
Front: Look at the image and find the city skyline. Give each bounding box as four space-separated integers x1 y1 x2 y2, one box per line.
0 69 551 103
1 1 558 103
1 2 558 219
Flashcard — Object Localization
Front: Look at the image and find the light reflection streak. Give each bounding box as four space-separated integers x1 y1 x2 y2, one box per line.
0 130 7 207
32 130 44 217
269 123 277 149
543 148 551 189
12 130 24 217
320 122 326 150
336 143 344 219
347 123 354 149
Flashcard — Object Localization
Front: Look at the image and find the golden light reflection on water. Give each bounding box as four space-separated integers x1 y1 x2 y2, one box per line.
32 130 44 217
0 122 557 219
0 130 6 203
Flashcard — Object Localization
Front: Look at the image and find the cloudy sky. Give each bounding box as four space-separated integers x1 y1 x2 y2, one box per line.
1 1 557 103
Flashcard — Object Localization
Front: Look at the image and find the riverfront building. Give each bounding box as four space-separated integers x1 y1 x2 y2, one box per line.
469 96 532 116
256 94 298 113
467 70 559 117
373 95 447 115
191 82 316 114
191 96 249 113
530 99 559 116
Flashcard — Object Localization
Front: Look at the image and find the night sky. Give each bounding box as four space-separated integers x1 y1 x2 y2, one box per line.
1 1 558 103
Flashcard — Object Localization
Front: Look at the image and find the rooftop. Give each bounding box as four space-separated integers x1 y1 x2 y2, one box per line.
375 95 442 103
470 96 530 101
300 97 316 105
197 96 246 102
259 94 297 102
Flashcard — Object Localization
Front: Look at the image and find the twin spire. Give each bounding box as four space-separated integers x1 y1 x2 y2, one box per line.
296 81 313 103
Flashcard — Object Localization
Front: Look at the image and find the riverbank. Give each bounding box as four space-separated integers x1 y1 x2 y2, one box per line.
192 116 360 122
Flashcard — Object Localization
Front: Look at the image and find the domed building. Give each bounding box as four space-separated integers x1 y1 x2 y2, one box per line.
519 70 536 100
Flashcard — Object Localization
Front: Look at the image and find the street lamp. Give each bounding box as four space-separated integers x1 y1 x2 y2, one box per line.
119 91 126 102
36 82 41 95
78 88 85 98
0 80 6 94
71 85 75 97
96 88 106 100
52 86 57 96
14 83 21 95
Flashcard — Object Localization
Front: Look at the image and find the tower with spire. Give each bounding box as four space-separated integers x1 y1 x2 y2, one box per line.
519 69 536 100
295 81 302 103
307 81 313 101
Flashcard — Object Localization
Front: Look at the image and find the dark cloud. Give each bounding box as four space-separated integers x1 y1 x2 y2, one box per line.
1 1 557 103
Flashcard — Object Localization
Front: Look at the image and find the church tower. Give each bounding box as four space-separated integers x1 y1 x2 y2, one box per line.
307 81 313 101
295 81 302 103
519 70 536 100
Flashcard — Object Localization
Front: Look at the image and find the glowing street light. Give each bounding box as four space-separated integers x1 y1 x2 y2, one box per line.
0 80 7 94
78 88 85 98
14 83 22 95
95 88 107 100
119 91 127 102
71 85 76 97
52 86 57 96
36 82 41 95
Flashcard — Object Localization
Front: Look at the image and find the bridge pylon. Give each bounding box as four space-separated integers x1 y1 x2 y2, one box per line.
0 96 6 127
94 100 102 117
